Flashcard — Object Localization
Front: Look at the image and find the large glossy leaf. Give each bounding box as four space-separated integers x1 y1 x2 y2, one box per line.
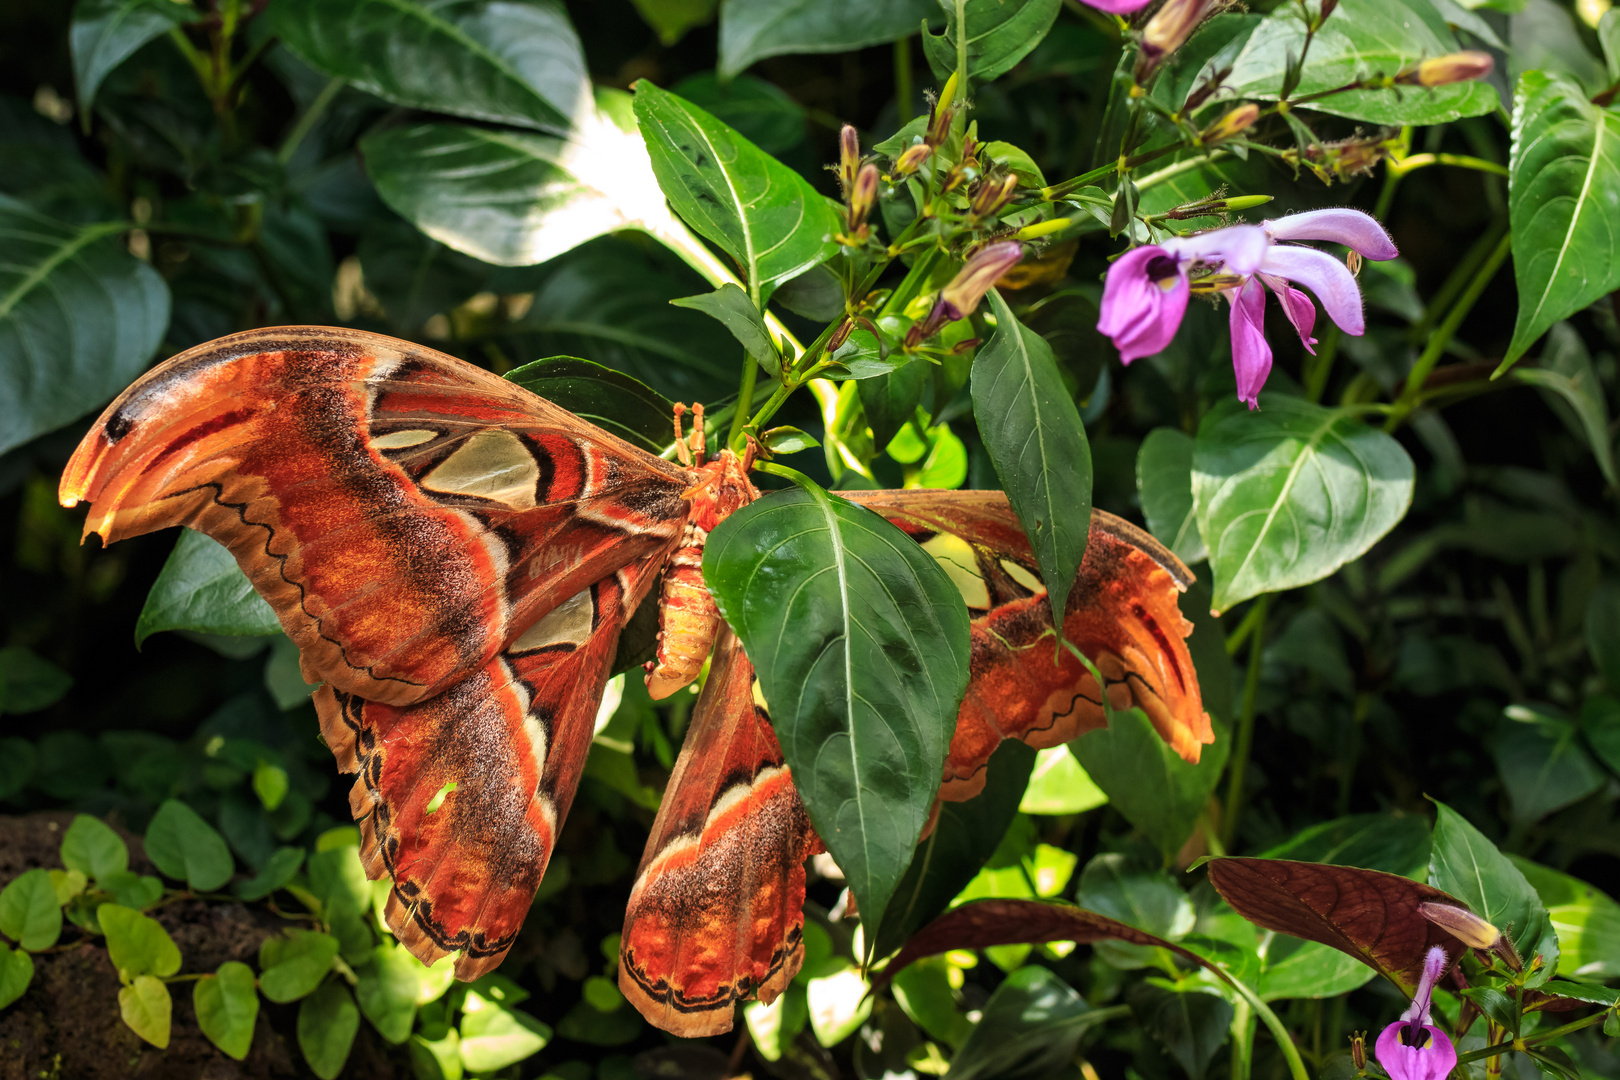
871 739 1034 958
136 530 281 646
268 0 587 132
1073 709 1229 861
703 482 972 935
505 356 674 455
948 966 1099 1080
70 0 196 117
1428 800 1559 979
922 0 1061 83
1137 427 1206 566
1204 857 1479 990
633 80 840 292
1212 0 1499 125
718 0 938 78
1192 396 1414 613
0 198 168 456
1511 856 1620 981
974 290 1093 629
1501 70 1620 370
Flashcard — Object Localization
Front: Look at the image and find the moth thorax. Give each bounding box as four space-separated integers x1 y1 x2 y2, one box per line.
645 525 717 700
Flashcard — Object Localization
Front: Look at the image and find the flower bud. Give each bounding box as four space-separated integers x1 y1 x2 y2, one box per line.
839 124 860 194
828 318 854 352
969 174 1018 220
1013 217 1072 241
939 241 1023 320
1413 51 1494 87
1140 0 1219 68
927 73 959 148
1417 902 1501 950
1202 103 1259 144
1350 1031 1366 1071
847 163 879 231
893 143 933 177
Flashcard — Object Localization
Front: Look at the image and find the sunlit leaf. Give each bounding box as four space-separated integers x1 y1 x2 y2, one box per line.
461 998 552 1069
0 870 62 952
806 964 872 1047
1018 746 1107 816
1429 800 1559 981
97 903 180 978
922 0 1062 83
118 974 171 1049
718 0 937 78
194 961 259 1060
1511 856 1620 981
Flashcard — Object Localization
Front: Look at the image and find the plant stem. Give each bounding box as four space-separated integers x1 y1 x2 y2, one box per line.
277 76 346 165
1230 998 1255 1080
1385 228 1511 430
728 358 760 445
1221 594 1270 850
895 37 914 124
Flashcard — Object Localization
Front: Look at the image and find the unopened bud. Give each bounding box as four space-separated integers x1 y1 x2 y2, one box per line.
927 75 958 148
1013 217 1072 241
1141 0 1220 67
1203 103 1259 144
1414 51 1494 87
828 318 854 352
839 124 860 194
938 241 1022 321
1349 1031 1366 1070
847 164 879 230
1418 902 1501 950
969 174 1018 220
893 143 933 177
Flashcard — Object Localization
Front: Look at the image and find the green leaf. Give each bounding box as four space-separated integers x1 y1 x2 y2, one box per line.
268 0 587 132
974 289 1093 630
259 929 341 1003
670 72 806 157
873 739 1035 958
355 942 422 1044
70 0 196 118
1074 709 1229 861
1255 938 1377 1001
119 975 171 1049
0 943 34 1010
947 966 1097 1080
859 359 929 452
253 761 290 812
633 80 841 293
1515 323 1618 487
98 872 163 912
1076 853 1194 970
718 0 937 77
0 198 169 456
1511 856 1620 981
922 0 1062 84
60 815 128 881
1585 582 1620 691
806 964 872 1046
1214 0 1499 125
460 998 552 1070
144 799 234 891
235 847 306 902
0 870 62 951
97 904 181 978
0 647 73 715
1502 70 1620 369
298 980 360 1080
361 119 630 268
194 961 259 1060
671 282 780 376
1192 396 1414 613
1495 707 1606 824
48 869 86 906
1429 800 1559 980
1129 982 1232 1080
136 530 281 645
1018 745 1107 816
505 356 676 456
1257 812 1431 879
703 482 972 937
632 0 718 46
1137 427 1207 566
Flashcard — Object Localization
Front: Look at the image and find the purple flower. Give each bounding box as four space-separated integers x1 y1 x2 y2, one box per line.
1375 946 1457 1080
1097 226 1267 362
1080 0 1154 11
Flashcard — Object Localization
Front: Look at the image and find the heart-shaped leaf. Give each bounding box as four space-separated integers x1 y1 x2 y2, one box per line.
974 289 1093 629
633 80 841 294
268 0 587 132
718 0 938 78
1502 71 1620 369
1203 857 1480 990
194 961 259 1060
922 0 1062 83
0 944 34 1010
144 798 234 891
704 480 972 937
97 904 180 979
260 930 342 1003
119 974 171 1049
355 942 423 1045
0 870 62 952
60 815 129 881
1192 396 1414 613
298 980 360 1080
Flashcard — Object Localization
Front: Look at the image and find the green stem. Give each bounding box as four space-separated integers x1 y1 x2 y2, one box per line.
1136 150 1229 194
277 76 346 165
954 0 969 101
1213 968 1311 1080
895 37 914 124
1390 152 1509 178
1303 326 1340 403
1221 594 1269 850
1230 998 1255 1080
728 357 759 446
1386 227 1511 429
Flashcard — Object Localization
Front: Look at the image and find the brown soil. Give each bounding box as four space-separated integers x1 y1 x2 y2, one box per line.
0 812 398 1079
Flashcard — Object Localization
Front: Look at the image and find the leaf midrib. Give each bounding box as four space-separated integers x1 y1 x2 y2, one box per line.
1220 409 1340 594
0 217 128 324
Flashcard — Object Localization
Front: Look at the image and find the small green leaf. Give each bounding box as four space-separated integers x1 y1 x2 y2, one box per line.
355 942 422 1045
633 0 718 46
47 869 87 906
1192 396 1414 613
1074 710 1230 861
298 980 360 1080
858 358 928 451
97 871 163 912
922 0 1062 84
144 799 234 891
194 961 259 1060
70 0 196 119
460 998 552 1070
1019 746 1107 816
1137 428 1206 566
61 814 128 880
136 530 280 645
1255 938 1377 1002
235 847 305 902
949 967 1098 1080
717 0 937 77
671 283 780 376
0 943 35 1009
1429 800 1559 982
0 647 73 715
119 974 171 1049
259 929 341 1003
0 869 63 951
97 904 180 979
633 80 841 293
505 356 676 456
251 762 289 812
974 289 1093 630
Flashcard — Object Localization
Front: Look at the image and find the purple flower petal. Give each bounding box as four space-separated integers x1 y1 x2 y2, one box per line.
1163 223 1269 274
1260 245 1365 336
1227 278 1272 409
1265 209 1398 260
1077 0 1154 11
1260 273 1318 354
1098 246 1189 362
1375 1022 1457 1080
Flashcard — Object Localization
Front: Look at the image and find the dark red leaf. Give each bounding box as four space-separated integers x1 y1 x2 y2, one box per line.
1204 857 1479 990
